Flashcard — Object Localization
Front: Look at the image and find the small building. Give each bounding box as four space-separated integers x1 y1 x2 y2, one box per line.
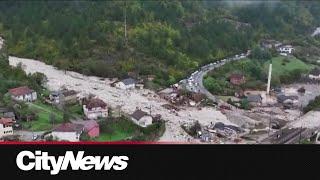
49 90 78 104
0 118 14 138
73 120 99 138
51 123 84 142
308 68 320 80
83 98 108 120
115 78 136 90
246 94 263 106
278 45 294 54
131 109 153 127
8 86 37 102
0 107 15 120
260 39 282 49
49 91 61 104
229 74 246 85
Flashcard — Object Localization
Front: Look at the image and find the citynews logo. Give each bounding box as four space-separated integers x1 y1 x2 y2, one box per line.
16 151 129 175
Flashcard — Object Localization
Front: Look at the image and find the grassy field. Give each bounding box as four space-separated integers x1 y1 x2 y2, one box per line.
67 104 83 118
23 101 64 131
94 118 137 141
93 117 165 142
263 56 313 78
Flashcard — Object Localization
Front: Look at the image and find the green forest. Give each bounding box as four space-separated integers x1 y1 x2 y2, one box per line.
0 0 320 86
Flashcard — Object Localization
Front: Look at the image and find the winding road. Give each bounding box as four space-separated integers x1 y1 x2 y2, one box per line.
180 50 250 103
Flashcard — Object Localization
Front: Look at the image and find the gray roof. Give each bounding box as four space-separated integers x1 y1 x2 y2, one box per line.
131 109 149 121
247 94 262 103
122 78 136 85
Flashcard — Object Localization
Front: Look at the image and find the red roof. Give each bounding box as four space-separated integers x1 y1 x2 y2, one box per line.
9 86 34 96
0 118 14 125
54 123 84 132
84 120 98 131
85 98 107 109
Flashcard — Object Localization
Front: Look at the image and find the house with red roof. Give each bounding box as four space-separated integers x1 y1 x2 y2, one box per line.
229 74 246 85
8 86 37 102
50 123 84 142
83 120 99 138
73 120 100 138
83 98 108 119
0 118 14 138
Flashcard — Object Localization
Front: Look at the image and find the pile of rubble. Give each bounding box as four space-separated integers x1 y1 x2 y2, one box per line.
158 87 205 107
181 120 245 143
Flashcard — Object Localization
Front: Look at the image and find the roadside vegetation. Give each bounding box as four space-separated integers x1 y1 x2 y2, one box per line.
204 52 315 96
204 58 267 96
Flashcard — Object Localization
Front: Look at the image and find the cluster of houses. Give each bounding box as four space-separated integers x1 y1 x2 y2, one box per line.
0 81 158 141
260 39 295 56
0 86 38 139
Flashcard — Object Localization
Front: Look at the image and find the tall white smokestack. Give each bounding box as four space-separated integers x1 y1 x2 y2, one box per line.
267 63 272 95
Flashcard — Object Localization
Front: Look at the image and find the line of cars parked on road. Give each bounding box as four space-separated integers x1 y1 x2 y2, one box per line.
180 50 250 93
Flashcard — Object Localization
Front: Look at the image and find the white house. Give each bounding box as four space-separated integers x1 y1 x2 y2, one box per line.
309 68 320 80
278 45 294 55
50 123 84 142
83 98 108 119
0 118 14 138
131 109 153 127
8 86 37 102
115 78 136 90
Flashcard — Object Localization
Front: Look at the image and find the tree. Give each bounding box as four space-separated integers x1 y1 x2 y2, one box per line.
203 76 225 94
250 47 272 61
29 72 47 87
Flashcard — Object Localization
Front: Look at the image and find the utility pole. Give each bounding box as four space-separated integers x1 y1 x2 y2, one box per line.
266 63 272 95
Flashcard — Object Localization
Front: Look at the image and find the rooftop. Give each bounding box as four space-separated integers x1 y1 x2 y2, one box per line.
9 86 34 96
85 98 107 109
74 120 99 132
131 109 149 121
0 118 14 125
54 123 84 132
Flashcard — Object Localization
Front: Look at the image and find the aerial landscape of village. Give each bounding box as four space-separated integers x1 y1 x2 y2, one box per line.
0 1 320 144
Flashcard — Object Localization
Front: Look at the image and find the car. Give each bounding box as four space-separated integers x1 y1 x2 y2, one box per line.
32 134 39 141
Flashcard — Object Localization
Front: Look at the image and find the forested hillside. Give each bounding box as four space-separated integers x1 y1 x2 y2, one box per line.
0 0 319 86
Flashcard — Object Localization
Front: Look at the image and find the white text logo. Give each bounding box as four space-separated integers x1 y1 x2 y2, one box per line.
16 151 129 175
